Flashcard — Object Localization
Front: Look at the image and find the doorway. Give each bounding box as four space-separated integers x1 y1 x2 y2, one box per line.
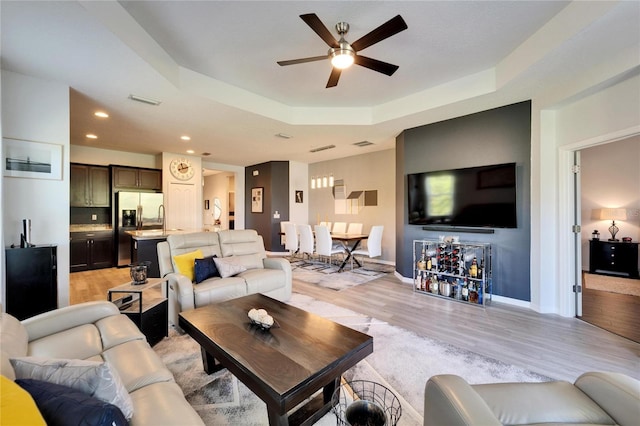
203 169 235 231
572 135 640 342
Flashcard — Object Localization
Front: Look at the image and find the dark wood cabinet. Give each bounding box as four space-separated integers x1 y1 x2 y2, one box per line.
70 164 110 207
131 237 166 278
5 246 58 320
70 231 114 272
112 166 161 191
589 240 639 278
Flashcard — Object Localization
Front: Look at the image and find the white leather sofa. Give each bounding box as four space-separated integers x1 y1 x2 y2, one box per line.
424 372 640 426
1 301 203 425
157 229 292 327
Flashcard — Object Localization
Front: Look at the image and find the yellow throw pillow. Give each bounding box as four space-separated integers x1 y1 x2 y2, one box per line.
0 374 46 426
173 249 204 282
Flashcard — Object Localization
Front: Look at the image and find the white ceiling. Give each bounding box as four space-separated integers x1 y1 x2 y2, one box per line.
1 1 638 166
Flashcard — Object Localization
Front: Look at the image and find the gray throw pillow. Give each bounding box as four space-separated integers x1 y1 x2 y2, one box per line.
10 357 134 420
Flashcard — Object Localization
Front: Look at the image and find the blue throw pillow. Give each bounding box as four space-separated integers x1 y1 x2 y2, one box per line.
15 379 128 426
194 255 219 284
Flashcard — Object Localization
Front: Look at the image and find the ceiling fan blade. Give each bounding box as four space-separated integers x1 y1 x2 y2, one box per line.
277 55 327 66
354 55 399 76
326 68 342 88
300 13 339 48
351 15 408 52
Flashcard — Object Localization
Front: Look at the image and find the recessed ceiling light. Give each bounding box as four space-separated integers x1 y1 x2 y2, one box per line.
186 149 194 154
86 134 98 139
94 111 109 118
180 135 191 141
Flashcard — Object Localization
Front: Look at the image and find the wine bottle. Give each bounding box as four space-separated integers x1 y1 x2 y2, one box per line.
469 257 478 278
462 278 469 301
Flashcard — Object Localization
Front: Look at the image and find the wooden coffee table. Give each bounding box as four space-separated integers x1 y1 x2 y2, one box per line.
178 294 373 426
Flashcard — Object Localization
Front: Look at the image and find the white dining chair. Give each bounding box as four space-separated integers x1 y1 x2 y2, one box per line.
346 222 363 235
297 224 315 265
319 221 332 232
280 221 290 246
332 222 347 234
284 222 299 259
314 225 345 268
351 225 384 269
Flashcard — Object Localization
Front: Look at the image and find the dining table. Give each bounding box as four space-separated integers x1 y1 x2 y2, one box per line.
330 233 369 272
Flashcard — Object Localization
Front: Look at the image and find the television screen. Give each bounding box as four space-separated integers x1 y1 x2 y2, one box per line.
408 162 517 228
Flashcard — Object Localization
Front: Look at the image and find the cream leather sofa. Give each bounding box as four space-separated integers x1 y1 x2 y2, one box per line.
157 229 292 327
1 301 203 425
424 372 640 426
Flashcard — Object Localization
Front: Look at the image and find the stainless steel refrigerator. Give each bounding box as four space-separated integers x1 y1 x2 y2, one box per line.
115 191 164 267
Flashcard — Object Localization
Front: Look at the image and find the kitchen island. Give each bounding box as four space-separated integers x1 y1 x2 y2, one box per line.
127 229 209 278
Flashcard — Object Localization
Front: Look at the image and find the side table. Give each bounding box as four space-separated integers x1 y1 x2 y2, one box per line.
108 277 168 346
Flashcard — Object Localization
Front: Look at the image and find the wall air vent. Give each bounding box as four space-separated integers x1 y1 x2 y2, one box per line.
309 144 336 153
128 94 162 106
353 141 373 147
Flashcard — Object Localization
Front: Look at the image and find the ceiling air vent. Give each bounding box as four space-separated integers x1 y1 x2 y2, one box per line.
201 152 211 156
128 94 162 106
309 144 336 153
353 141 373 147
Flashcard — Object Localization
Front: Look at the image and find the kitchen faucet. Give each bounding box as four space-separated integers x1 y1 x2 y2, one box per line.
158 204 165 234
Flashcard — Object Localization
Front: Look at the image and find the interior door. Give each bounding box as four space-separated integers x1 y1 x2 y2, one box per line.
167 183 197 231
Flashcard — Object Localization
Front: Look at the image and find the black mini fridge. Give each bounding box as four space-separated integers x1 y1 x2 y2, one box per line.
5 245 58 320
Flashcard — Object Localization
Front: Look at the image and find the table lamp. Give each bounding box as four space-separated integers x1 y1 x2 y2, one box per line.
592 208 628 241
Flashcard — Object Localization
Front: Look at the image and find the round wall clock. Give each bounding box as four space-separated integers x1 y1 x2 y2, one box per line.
169 158 195 181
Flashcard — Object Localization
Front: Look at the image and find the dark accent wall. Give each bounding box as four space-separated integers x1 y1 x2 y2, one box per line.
245 161 290 251
396 101 532 301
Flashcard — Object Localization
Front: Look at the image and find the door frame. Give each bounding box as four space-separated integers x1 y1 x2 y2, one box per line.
558 125 640 318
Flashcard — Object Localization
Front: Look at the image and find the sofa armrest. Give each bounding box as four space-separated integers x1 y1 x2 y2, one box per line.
575 372 640 426
165 272 196 326
424 375 502 426
264 257 291 279
22 301 120 342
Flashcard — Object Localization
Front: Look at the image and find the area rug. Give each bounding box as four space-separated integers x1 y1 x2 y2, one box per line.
290 259 395 291
153 293 551 425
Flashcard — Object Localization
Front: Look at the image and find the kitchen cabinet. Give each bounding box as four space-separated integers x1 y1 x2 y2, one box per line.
413 239 492 306
70 231 114 272
5 245 58 320
589 240 639 278
112 166 162 191
70 164 110 207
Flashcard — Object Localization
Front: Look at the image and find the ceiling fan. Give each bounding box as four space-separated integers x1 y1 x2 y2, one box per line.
277 13 408 88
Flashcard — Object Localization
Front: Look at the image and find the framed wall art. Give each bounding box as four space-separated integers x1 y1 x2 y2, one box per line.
2 138 63 180
251 187 263 213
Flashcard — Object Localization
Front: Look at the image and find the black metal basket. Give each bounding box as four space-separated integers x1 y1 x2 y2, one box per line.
332 380 402 426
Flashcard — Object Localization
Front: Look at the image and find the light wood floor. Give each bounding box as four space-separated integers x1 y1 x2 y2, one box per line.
70 267 640 382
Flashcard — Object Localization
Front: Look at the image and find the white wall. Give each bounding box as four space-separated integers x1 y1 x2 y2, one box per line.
289 161 308 225
1 70 71 308
71 145 159 169
309 149 396 263
533 71 640 316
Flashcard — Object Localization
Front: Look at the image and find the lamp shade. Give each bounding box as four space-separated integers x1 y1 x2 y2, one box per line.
592 208 628 221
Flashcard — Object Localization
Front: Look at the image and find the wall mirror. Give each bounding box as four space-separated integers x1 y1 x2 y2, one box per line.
213 197 222 222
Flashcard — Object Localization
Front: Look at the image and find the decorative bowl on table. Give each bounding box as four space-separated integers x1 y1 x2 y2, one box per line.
129 261 151 285
248 308 278 331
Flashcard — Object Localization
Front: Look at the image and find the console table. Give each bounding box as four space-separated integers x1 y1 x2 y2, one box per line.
589 240 639 278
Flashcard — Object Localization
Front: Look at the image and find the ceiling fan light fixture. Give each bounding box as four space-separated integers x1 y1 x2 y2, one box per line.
330 47 355 69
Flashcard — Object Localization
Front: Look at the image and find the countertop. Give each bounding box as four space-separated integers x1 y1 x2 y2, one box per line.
126 229 210 240
70 224 112 233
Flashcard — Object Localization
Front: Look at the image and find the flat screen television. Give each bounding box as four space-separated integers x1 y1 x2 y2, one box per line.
408 162 517 228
